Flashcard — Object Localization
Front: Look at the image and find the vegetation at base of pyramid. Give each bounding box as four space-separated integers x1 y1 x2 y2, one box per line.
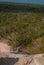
0 2 44 54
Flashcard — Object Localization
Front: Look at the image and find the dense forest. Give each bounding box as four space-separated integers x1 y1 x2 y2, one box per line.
0 2 44 12
0 2 44 54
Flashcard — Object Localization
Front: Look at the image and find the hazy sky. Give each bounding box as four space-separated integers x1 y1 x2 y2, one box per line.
0 0 44 5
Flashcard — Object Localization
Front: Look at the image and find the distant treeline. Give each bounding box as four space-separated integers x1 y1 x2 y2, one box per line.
0 2 44 13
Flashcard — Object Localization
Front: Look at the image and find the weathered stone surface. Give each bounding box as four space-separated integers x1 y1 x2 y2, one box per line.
0 41 11 52
0 53 44 65
34 54 44 65
0 41 44 65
